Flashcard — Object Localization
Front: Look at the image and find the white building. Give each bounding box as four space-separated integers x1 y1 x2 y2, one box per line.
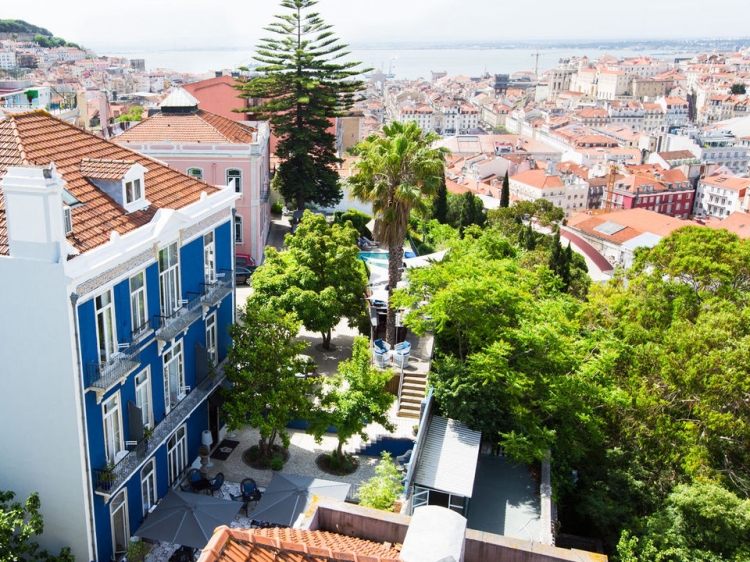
694 174 750 218
509 166 589 217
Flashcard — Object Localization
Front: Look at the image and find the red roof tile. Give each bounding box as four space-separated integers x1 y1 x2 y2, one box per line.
116 109 257 144
199 527 401 562
80 158 136 180
0 110 221 256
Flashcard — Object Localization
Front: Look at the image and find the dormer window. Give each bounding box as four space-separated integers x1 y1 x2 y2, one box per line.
126 178 143 204
80 158 149 213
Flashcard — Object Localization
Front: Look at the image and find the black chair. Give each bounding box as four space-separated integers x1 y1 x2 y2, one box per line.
208 472 224 496
241 478 263 503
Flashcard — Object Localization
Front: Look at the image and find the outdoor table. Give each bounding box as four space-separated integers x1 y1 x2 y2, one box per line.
190 478 212 493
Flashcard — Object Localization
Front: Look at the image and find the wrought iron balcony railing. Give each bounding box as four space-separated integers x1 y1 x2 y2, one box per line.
153 292 202 341
86 340 140 389
200 270 233 307
93 362 226 497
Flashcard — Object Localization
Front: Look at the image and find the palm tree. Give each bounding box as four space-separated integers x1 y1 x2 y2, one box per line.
349 121 448 345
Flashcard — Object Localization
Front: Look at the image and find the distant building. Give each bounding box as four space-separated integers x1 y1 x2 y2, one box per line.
694 174 750 218
129 58 145 71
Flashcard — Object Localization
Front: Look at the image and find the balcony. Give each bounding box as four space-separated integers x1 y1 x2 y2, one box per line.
86 341 140 390
154 292 202 341
93 362 227 498
201 270 232 307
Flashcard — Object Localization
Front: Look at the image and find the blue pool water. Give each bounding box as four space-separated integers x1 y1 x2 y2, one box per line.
358 437 415 458
359 251 417 269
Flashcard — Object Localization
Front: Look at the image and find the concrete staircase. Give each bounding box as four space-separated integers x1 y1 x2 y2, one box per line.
398 372 428 418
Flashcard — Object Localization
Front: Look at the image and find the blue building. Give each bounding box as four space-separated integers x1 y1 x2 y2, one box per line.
0 110 239 561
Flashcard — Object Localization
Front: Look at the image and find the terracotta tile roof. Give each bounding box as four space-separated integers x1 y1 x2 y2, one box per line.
510 169 564 190
568 208 690 241
706 211 750 239
657 150 698 161
199 526 401 562
699 173 750 192
116 109 257 144
0 110 220 257
80 158 136 180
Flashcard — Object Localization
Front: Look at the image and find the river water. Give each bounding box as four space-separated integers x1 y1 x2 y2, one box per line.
104 46 696 79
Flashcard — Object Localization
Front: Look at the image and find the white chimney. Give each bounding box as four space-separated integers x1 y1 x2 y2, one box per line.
1 164 68 263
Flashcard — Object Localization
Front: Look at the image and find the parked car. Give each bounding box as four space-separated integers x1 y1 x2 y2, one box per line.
235 266 256 285
235 253 256 267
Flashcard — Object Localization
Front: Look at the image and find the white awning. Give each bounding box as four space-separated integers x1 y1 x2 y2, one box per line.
414 416 481 497
404 249 448 269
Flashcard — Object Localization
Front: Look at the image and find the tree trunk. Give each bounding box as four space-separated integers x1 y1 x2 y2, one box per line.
336 440 344 461
321 329 332 350
386 242 401 346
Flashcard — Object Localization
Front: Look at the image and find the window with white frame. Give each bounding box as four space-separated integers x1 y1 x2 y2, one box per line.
167 425 188 484
204 231 216 284
110 489 129 557
159 243 180 317
95 290 117 364
135 368 153 430
187 168 203 181
163 342 185 413
140 459 157 518
125 178 143 204
103 393 124 464
234 216 243 243
130 271 148 336
206 312 217 368
227 169 242 193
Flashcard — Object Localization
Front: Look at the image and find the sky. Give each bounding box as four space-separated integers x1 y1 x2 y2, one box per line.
6 0 750 52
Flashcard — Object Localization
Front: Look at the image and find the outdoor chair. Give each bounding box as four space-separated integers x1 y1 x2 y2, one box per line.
187 468 202 485
396 448 413 469
208 472 224 496
373 339 391 368
393 341 411 368
241 478 263 503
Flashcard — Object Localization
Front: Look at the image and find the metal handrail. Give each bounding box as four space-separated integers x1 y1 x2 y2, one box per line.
200 269 233 306
153 292 203 341
86 340 140 389
93 362 226 496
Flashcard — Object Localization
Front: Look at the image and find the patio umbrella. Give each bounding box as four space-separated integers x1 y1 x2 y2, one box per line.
250 473 350 527
135 489 241 549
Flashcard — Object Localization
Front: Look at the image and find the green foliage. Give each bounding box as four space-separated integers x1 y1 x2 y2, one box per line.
0 20 52 35
431 176 448 223
446 191 486 232
115 106 143 123
487 199 564 243
617 482 750 561
270 201 283 214
222 301 312 459
349 120 448 343
234 0 367 210
333 209 373 238
356 452 403 511
731 83 746 95
500 171 510 208
0 490 74 562
270 455 285 471
250 211 367 349
308 336 396 459
125 539 150 562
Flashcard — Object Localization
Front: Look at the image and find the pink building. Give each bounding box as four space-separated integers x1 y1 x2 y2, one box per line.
182 75 252 122
116 89 271 263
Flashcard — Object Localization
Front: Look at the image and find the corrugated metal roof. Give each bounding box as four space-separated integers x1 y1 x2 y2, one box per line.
414 416 481 497
621 232 662 251
594 220 627 236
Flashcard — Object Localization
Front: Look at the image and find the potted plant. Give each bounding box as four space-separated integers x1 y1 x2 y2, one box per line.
100 463 117 492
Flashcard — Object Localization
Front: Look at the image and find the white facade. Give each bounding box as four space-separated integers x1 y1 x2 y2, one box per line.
694 175 750 218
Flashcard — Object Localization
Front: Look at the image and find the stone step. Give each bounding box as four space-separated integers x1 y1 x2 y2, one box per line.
398 406 421 419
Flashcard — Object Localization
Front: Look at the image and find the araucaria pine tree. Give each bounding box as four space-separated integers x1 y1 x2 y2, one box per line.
235 0 367 210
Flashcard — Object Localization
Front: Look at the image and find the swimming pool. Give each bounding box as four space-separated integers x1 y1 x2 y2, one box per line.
359 251 388 269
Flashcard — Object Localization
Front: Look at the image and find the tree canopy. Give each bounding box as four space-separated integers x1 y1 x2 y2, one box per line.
222 302 312 459
249 211 368 349
0 490 73 562
234 0 367 210
308 336 395 460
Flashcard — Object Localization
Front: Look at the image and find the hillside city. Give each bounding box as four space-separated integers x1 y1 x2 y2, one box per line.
2 15 750 562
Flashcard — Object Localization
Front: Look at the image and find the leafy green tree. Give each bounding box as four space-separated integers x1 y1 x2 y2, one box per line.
222 302 312 460
116 106 143 123
234 0 367 210
548 229 571 290
356 452 404 511
446 191 486 232
731 83 746 95
500 170 510 208
431 175 448 223
309 336 395 460
349 121 448 344
250 211 367 349
0 490 74 562
617 482 750 562
332 209 372 238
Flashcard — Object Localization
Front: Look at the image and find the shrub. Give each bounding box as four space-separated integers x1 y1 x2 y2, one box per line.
333 209 372 238
270 455 284 471
271 201 283 214
356 452 403 511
